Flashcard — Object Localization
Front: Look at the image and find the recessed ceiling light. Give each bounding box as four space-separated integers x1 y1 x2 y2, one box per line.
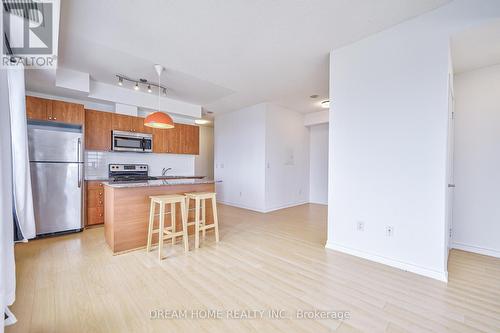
321 100 330 108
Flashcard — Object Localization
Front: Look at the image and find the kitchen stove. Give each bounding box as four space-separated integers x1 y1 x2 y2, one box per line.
108 164 157 183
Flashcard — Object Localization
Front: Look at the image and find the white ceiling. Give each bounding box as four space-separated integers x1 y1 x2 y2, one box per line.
34 0 451 113
451 19 500 74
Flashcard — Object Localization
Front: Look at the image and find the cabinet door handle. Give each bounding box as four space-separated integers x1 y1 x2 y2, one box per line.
48 116 52 120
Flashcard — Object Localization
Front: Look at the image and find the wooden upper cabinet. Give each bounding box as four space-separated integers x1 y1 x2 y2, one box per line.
25 97 200 155
111 113 134 132
152 128 166 153
111 113 151 133
85 109 112 151
166 125 180 153
51 100 84 124
133 116 152 134
26 96 84 125
176 124 199 155
153 123 199 155
26 96 49 121
189 126 200 155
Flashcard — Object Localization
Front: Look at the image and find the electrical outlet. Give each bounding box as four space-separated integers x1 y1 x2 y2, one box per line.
357 221 365 231
386 226 394 237
239 191 242 197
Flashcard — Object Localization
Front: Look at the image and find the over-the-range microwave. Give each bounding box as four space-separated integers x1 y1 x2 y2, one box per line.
111 130 153 153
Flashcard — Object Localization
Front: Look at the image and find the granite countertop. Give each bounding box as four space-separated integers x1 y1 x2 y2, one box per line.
102 178 220 188
85 175 206 181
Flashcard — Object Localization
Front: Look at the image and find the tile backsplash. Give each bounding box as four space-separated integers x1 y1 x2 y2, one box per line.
85 151 195 179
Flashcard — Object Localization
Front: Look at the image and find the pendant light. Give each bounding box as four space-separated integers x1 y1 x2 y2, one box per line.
144 64 174 129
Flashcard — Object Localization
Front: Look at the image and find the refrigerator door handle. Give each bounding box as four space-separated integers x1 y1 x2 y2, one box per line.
77 137 82 162
77 137 82 188
78 163 82 188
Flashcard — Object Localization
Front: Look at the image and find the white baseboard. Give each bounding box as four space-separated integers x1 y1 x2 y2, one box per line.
325 241 448 282
263 201 309 213
217 201 266 213
452 242 500 258
218 200 309 213
308 200 328 206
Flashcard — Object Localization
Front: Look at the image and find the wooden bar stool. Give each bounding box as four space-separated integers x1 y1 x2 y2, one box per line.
146 194 188 261
184 192 219 249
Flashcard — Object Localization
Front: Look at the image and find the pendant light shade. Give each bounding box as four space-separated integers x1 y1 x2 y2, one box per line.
144 111 174 129
144 64 175 129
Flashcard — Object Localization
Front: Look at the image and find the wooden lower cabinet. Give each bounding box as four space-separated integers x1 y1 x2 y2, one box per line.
86 181 105 226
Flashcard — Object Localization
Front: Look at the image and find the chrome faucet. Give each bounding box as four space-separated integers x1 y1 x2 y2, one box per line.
162 167 172 176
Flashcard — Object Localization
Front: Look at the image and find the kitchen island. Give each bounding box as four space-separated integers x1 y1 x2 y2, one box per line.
103 179 217 254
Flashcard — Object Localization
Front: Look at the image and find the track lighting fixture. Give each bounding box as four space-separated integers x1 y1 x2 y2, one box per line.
116 74 168 95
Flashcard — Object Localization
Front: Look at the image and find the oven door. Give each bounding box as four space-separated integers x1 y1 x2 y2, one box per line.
112 131 147 152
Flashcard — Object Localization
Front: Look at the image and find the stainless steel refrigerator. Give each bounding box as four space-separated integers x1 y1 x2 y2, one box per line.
28 122 84 236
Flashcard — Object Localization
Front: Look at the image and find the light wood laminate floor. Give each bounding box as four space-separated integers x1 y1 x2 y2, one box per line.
7 204 500 333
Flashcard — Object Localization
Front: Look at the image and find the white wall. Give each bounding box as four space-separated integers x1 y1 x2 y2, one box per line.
195 126 214 178
452 64 500 258
327 0 500 281
85 151 195 179
265 104 309 211
304 110 329 126
214 104 267 211
309 123 329 205
214 103 310 212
